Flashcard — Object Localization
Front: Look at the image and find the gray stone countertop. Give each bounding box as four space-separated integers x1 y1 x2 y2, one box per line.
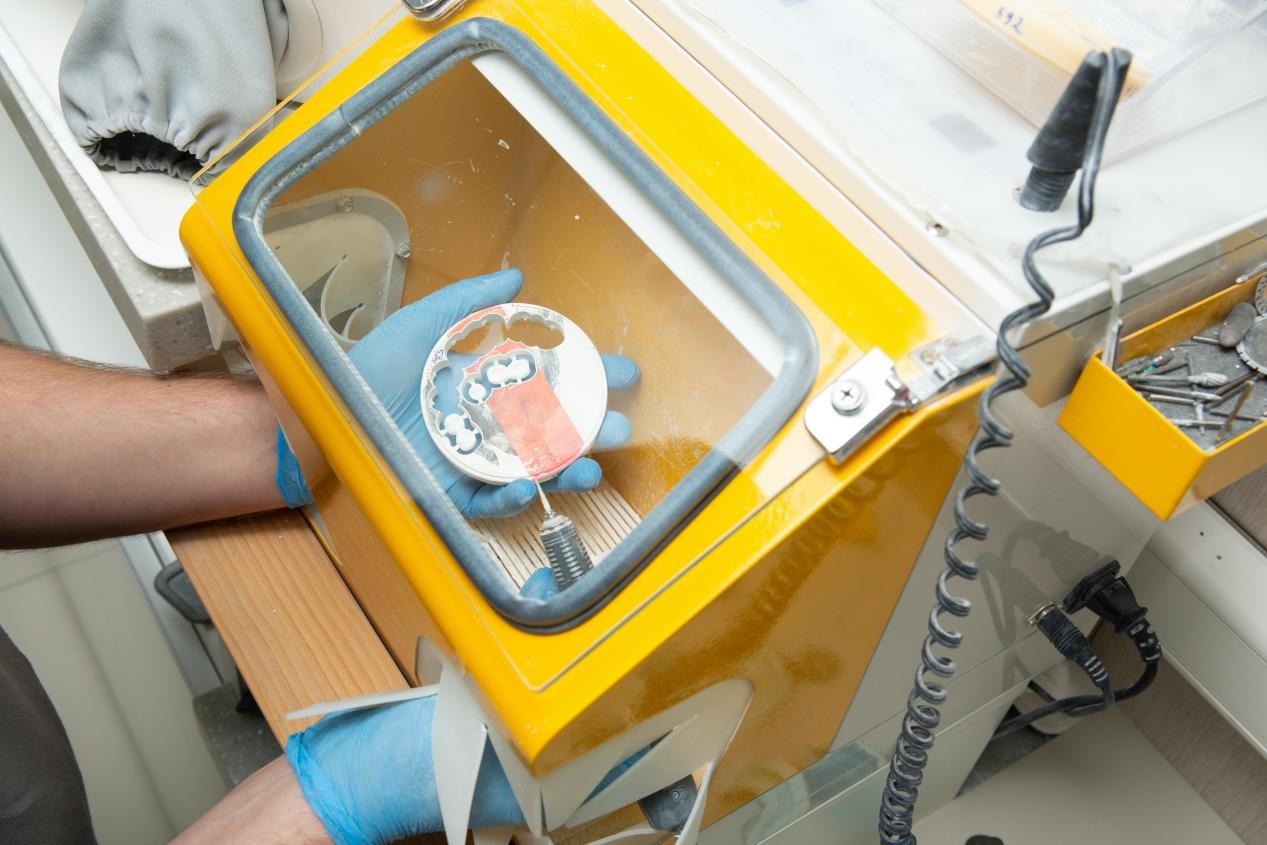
0 55 214 372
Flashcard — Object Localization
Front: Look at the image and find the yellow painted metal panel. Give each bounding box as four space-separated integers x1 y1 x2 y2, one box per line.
531 386 982 826
179 0 980 824
1060 357 1205 518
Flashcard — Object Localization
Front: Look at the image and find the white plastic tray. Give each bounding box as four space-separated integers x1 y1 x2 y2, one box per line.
0 0 194 269
0 0 396 271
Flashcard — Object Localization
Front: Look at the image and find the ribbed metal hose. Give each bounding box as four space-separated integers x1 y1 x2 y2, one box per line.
541 511 593 590
877 49 1130 845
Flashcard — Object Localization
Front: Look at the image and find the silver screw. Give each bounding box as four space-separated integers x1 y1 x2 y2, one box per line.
395 243 413 259
831 380 867 415
336 196 353 213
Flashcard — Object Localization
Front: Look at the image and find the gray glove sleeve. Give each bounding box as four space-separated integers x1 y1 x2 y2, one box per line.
59 0 288 180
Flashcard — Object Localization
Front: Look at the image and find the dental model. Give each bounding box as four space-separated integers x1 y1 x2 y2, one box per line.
421 303 608 485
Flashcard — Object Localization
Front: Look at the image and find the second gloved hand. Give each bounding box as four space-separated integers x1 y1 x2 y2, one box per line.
288 569 646 845
287 694 522 845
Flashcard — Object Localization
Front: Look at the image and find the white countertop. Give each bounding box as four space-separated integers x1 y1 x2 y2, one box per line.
0 0 395 370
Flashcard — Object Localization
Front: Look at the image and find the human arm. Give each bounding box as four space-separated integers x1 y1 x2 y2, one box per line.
0 269 634 549
172 697 525 845
172 567 563 845
170 757 333 845
3 271 637 837
0 342 283 548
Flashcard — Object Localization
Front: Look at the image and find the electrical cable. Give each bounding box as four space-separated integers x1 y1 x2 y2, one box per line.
995 570 1162 738
876 48 1132 845
993 665 1157 740
1027 680 1057 703
993 652 1158 738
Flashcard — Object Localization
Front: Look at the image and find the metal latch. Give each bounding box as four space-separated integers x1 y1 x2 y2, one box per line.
401 0 469 21
805 334 994 463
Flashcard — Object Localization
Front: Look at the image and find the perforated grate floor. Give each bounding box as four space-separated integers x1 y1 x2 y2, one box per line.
471 480 642 587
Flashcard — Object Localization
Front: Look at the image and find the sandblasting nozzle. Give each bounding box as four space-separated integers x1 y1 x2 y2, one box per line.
1019 52 1106 212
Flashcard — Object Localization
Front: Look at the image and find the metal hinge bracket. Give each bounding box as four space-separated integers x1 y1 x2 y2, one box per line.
805 334 994 463
401 0 470 21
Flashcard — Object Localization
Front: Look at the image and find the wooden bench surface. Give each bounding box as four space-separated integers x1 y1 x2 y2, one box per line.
169 509 651 845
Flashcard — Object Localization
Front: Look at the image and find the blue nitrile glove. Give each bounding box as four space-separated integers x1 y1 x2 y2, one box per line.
287 694 522 845
520 566 559 601
288 570 646 845
275 269 638 516
276 429 313 508
287 695 648 845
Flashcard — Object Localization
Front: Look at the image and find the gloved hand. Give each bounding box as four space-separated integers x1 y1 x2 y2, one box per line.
287 569 648 845
286 568 557 844
276 269 638 516
519 566 559 601
286 694 522 845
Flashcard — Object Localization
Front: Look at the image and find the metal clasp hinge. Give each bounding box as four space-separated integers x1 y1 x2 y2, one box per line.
401 0 469 21
1028 601 1062 626
804 334 994 464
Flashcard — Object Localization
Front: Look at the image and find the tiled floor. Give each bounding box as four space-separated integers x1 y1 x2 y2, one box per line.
192 682 281 786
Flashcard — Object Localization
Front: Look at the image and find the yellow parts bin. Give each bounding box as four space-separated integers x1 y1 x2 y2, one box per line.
180 0 980 834
1061 281 1267 520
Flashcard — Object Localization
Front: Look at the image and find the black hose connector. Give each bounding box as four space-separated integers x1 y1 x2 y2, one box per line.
639 776 698 834
1019 50 1133 211
994 566 1162 738
1032 605 1087 657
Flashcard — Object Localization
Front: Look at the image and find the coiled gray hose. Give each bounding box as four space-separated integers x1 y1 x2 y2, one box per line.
877 48 1132 845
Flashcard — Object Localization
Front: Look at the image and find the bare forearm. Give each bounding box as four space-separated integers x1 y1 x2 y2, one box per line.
0 343 285 547
172 757 332 845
